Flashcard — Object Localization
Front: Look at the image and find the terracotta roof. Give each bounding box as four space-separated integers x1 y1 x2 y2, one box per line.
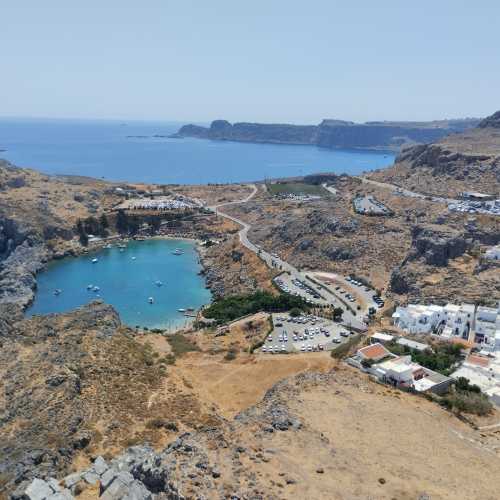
358 343 391 360
466 354 491 368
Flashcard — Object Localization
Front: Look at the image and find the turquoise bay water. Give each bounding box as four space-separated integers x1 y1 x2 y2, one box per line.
0 118 395 184
27 239 212 329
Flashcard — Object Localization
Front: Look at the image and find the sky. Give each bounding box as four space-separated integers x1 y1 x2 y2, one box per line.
1 1 499 124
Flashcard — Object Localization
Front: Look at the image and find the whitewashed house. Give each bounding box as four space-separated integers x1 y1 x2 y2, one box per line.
370 356 452 395
393 303 474 340
475 305 500 351
440 303 474 340
392 304 444 334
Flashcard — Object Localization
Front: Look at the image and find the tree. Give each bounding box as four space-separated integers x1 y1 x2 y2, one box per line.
75 219 88 246
332 306 344 321
116 210 129 234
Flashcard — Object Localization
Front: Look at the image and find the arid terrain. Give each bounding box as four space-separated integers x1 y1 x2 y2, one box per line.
1 113 500 499
368 112 500 198
3 303 500 500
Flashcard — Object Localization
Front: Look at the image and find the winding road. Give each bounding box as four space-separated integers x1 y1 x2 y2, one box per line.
210 185 367 330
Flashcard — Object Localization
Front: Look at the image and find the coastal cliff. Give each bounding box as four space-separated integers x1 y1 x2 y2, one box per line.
174 117 480 152
368 110 500 197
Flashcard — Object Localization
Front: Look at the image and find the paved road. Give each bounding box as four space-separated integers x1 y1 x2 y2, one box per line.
321 183 338 196
210 185 367 330
358 177 458 204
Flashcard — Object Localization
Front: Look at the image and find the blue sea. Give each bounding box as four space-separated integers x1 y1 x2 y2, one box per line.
0 117 395 184
27 239 212 330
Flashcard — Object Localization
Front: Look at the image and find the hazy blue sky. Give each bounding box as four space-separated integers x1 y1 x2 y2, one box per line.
2 1 499 123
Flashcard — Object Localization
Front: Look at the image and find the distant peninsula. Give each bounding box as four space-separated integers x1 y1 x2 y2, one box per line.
172 117 480 152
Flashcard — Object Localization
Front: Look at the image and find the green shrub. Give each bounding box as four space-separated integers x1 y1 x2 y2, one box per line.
224 348 238 361
331 334 361 359
386 341 463 376
203 290 309 324
442 391 492 416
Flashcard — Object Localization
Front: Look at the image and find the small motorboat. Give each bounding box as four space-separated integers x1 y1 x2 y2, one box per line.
148 297 154 304
178 308 186 312
92 286 100 292
172 248 184 255
119 248 124 252
118 244 127 249
87 284 93 290
155 280 163 287
54 289 62 296
131 256 136 260
104 244 113 249
91 258 98 263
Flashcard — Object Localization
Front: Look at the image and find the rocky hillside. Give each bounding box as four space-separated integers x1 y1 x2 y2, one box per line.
0 161 119 310
369 110 500 197
0 302 170 494
389 218 500 305
174 117 479 152
12 368 500 500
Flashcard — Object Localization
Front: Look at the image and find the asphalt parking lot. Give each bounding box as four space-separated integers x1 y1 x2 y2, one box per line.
261 313 355 354
274 274 331 306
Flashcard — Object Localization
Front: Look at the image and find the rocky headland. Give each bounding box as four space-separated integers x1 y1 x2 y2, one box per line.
174 117 479 152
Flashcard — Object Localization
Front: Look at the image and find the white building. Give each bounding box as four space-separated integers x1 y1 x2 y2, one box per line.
474 305 500 351
392 304 444 334
371 355 452 395
392 303 474 340
484 245 500 261
452 354 500 406
440 303 474 340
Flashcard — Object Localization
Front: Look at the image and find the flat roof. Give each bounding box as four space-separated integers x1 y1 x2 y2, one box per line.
396 338 429 352
371 332 394 342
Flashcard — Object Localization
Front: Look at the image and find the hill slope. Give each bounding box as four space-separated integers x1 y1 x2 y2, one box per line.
369 110 500 197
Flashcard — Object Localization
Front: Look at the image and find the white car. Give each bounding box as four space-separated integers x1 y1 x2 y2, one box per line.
267 336 272 342
281 346 286 352
261 346 267 353
300 344 306 352
293 335 298 341
307 346 313 352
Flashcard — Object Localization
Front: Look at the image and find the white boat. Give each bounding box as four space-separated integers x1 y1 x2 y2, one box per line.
178 308 186 312
92 286 100 292
155 280 163 287
104 244 113 249
119 248 124 252
172 248 184 255
87 284 93 290
54 289 62 296
91 258 98 263
131 256 136 260
148 297 154 304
